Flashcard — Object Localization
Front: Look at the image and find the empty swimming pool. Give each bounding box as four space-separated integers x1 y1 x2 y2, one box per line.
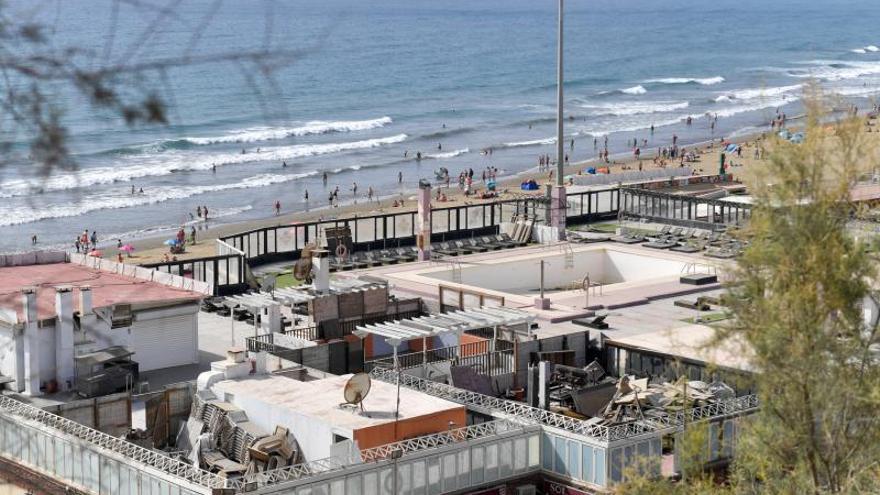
423 247 690 295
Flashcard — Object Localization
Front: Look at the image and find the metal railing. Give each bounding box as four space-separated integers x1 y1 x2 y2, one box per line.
359 419 523 462
0 395 226 489
226 457 346 490
369 369 759 443
364 340 514 375
225 419 534 490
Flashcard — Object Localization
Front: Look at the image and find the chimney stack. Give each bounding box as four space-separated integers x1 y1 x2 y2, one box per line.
311 249 330 293
79 286 92 315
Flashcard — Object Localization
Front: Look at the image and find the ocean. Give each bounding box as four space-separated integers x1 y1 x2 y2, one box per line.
2 0 880 253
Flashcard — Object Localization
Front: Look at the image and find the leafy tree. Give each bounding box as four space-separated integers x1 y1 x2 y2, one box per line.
619 90 880 494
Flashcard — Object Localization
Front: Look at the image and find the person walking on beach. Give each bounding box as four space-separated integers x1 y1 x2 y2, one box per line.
274 200 281 216
197 206 202 218
322 172 328 186
31 234 37 245
304 189 309 202
570 138 574 151
367 186 374 203
90 231 98 248
74 237 81 253
416 151 422 161
351 182 358 201
398 171 402 184
650 124 654 134
203 206 209 221
131 185 136 195
190 226 197 244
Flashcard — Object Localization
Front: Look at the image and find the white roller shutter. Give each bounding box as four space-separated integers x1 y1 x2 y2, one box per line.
130 311 197 372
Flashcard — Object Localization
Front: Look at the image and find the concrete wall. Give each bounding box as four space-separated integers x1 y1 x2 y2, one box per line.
210 380 341 461
43 392 132 437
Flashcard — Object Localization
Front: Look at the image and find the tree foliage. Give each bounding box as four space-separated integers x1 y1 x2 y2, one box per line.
619 90 880 494
0 0 318 187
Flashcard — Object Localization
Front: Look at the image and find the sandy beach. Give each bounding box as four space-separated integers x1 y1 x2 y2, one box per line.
107 126 779 265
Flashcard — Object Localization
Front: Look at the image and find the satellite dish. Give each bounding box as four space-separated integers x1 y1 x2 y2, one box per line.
343 373 371 412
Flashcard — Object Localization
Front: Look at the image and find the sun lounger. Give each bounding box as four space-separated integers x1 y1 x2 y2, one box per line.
465 238 489 253
611 228 645 244
670 242 703 253
643 239 678 249
705 247 737 259
330 255 355 271
394 247 417 262
381 249 410 263
348 253 369 269
499 233 527 247
478 235 506 250
452 241 474 255
492 234 518 249
372 250 398 264
432 242 459 257
353 251 381 267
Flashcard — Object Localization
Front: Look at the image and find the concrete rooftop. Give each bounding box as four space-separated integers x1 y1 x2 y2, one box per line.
211 373 464 430
0 262 202 322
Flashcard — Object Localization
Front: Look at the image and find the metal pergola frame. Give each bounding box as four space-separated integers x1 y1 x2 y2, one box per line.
353 307 534 381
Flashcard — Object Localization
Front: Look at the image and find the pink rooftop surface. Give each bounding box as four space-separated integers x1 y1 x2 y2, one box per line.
0 262 202 321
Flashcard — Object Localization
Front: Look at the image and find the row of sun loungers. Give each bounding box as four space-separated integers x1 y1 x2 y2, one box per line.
610 225 747 257
328 234 528 271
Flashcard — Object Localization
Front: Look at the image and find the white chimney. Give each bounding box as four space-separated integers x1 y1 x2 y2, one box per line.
79 286 92 315
312 249 331 293
21 287 37 324
55 286 75 391
21 288 41 396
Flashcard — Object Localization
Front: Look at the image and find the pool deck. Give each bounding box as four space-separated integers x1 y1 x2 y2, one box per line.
338 241 732 324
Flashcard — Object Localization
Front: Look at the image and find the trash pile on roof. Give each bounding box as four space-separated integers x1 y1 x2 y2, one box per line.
594 375 735 426
175 390 302 479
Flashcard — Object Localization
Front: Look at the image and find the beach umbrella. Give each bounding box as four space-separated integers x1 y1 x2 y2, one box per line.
88 250 103 257
119 244 135 253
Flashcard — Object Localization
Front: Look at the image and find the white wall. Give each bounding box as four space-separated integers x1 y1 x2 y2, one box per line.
0 325 16 386
210 381 347 462
424 248 689 294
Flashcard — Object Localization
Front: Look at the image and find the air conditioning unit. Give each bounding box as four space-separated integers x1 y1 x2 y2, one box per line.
515 485 536 495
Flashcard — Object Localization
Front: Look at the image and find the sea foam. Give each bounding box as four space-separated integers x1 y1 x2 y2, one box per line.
0 134 407 198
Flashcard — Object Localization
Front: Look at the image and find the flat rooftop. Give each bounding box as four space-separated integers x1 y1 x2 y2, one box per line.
211 373 464 430
0 262 203 321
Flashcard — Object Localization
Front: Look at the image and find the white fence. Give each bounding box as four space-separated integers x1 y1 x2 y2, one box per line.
69 253 213 295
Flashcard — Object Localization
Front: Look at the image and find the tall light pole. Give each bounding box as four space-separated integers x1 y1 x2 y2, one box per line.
555 0 565 187
550 0 568 239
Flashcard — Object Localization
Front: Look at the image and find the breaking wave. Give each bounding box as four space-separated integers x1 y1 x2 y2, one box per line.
0 173 314 227
0 134 408 198
644 76 725 86
178 116 393 145
620 85 647 95
581 100 690 117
